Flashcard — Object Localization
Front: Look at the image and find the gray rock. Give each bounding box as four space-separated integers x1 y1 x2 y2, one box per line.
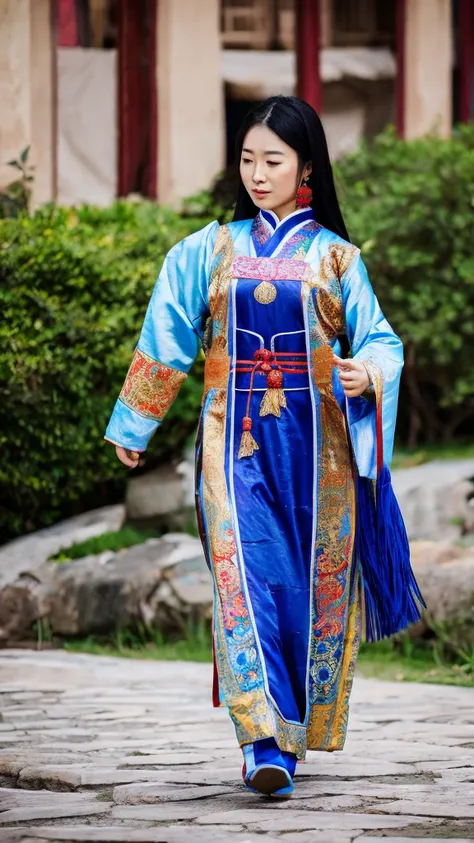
410 540 474 637
0 505 125 590
126 463 193 528
0 535 211 642
392 459 474 541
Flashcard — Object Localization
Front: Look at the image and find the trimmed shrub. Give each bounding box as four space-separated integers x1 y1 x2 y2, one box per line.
335 125 474 447
0 202 212 539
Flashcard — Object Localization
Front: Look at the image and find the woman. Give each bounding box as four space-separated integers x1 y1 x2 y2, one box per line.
105 96 423 799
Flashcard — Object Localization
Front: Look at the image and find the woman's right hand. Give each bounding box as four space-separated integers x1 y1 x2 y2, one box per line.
115 446 140 469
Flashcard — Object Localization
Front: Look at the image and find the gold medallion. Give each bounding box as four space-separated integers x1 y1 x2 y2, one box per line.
253 281 277 305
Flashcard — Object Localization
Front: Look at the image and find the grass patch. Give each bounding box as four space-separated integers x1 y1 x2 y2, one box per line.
49 525 162 562
64 623 212 663
49 517 200 563
358 637 474 687
391 441 474 471
65 638 212 662
63 625 474 687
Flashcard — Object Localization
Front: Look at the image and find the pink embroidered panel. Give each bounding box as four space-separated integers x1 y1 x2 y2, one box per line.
232 256 308 282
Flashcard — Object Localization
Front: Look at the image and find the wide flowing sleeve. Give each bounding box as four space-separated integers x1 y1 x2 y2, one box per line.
340 251 403 479
105 220 219 453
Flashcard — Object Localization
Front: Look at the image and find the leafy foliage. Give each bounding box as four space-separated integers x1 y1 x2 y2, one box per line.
335 126 474 446
0 202 212 539
0 146 34 218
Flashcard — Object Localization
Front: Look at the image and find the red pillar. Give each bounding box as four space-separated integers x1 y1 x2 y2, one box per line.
118 0 158 198
459 0 474 123
395 0 406 137
58 0 78 46
296 0 321 114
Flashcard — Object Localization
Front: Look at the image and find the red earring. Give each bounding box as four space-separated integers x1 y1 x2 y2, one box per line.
296 178 312 209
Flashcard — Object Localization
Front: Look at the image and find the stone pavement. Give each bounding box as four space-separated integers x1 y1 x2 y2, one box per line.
0 651 473 842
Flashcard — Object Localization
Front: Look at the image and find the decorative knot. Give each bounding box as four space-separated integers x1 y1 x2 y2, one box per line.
266 369 283 389
242 416 253 431
254 348 274 373
254 348 274 363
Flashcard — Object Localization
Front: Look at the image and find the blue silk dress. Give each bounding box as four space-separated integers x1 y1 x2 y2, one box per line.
105 208 421 760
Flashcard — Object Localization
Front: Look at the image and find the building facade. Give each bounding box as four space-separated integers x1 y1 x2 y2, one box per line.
0 0 472 208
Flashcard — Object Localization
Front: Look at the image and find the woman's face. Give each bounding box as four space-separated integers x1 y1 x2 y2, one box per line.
240 124 311 220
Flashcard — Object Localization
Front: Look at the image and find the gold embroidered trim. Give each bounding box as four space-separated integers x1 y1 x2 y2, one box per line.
312 345 335 394
204 337 230 393
209 225 234 334
361 359 383 402
119 348 186 420
317 287 344 338
320 243 358 284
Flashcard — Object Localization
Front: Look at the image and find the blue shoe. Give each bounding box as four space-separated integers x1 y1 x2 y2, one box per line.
242 739 294 799
282 750 298 778
246 763 293 798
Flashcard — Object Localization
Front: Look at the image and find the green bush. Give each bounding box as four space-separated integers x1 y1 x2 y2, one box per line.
0 202 212 539
335 125 474 447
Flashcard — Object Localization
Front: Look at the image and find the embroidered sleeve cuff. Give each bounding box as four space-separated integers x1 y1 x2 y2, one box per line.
119 348 187 420
104 349 188 452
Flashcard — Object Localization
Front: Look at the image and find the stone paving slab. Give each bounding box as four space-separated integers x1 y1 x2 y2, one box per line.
0 650 473 843
0 828 266 842
353 840 474 843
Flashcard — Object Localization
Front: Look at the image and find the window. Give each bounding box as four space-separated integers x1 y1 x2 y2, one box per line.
221 0 296 50
332 0 396 47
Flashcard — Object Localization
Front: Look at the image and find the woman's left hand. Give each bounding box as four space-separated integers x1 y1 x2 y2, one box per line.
334 356 370 397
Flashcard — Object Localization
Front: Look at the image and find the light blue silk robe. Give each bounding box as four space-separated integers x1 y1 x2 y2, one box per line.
105 209 407 758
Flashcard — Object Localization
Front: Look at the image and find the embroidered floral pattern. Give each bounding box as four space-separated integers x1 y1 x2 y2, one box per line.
304 279 359 752
251 213 271 249
232 256 307 281
204 337 230 394
119 348 186 420
209 225 234 343
320 243 358 284
278 221 322 259
316 287 344 338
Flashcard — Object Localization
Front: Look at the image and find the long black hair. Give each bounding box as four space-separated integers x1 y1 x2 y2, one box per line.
233 95 349 241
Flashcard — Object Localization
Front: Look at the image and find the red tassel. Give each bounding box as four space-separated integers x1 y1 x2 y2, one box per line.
238 416 259 458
